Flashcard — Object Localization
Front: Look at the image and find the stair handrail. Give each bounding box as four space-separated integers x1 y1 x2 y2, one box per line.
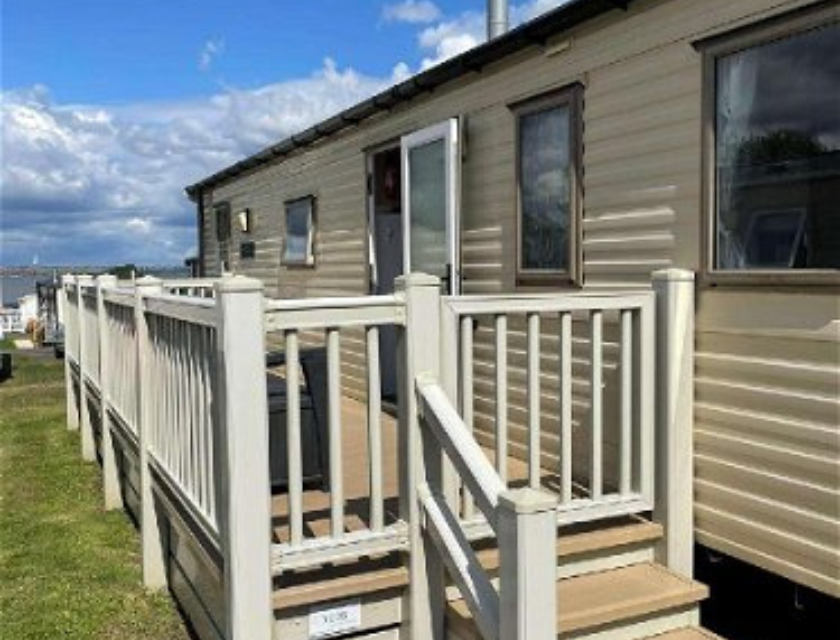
416 376 559 640
397 273 558 640
417 377 506 526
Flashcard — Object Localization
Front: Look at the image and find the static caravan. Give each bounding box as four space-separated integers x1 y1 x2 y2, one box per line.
173 0 838 635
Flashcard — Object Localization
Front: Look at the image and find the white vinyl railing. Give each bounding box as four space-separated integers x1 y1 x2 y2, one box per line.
441 291 656 530
61 274 274 640
264 295 407 573
59 269 695 640
102 289 139 434
62 279 80 367
399 274 559 640
80 284 101 387
144 294 220 535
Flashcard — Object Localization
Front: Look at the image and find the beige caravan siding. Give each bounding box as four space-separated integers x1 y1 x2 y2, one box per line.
695 290 840 597
196 0 837 595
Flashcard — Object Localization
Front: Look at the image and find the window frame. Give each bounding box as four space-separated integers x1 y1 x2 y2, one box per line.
698 4 840 287
511 84 583 287
282 195 316 267
214 202 231 243
213 201 232 272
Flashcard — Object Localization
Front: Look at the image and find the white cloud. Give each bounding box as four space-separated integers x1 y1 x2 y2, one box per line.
0 60 397 265
0 0 575 266
417 11 485 69
126 217 153 234
412 0 570 70
382 1 441 24
199 38 225 71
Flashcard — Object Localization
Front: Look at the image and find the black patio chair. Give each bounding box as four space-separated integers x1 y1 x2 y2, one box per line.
265 348 330 492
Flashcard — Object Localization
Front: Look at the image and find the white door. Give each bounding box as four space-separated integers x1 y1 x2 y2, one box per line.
401 119 460 294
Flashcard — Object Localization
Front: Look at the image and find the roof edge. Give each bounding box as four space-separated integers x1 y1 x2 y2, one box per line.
185 0 633 200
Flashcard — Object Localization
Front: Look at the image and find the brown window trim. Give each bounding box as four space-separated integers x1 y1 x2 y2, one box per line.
511 83 583 288
697 3 840 288
281 195 317 268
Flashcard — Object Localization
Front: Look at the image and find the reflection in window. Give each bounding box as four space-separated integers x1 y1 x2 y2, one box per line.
283 197 315 265
715 22 840 270
518 97 575 274
408 140 447 279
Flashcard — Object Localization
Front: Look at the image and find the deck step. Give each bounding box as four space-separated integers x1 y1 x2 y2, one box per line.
447 562 709 639
273 559 408 611
474 518 663 573
646 628 725 639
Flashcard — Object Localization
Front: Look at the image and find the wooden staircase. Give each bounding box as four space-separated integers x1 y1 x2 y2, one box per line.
446 519 724 640
269 518 723 640
273 556 408 639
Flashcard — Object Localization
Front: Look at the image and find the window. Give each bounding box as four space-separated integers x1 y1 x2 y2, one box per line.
704 12 839 282
514 85 582 285
214 202 231 242
214 202 231 270
283 196 315 266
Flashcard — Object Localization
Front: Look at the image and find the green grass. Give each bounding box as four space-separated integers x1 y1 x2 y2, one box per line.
0 353 192 640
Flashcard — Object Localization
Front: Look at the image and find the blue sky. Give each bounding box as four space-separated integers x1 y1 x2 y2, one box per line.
1 0 565 266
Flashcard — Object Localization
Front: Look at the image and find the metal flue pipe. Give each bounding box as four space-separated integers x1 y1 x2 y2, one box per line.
487 0 509 39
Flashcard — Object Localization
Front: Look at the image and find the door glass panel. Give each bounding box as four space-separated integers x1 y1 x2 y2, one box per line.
408 139 448 279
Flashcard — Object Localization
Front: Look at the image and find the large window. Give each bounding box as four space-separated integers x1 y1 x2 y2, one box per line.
514 85 582 285
283 196 315 266
705 12 839 282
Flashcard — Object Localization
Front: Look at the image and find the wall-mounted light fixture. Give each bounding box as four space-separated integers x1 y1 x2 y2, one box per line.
237 209 252 233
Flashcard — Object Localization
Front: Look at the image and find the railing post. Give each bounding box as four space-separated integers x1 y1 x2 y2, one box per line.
395 273 445 640
61 274 79 431
134 276 167 590
498 488 558 640
76 274 95 461
214 276 273 640
652 268 695 578
97 275 122 510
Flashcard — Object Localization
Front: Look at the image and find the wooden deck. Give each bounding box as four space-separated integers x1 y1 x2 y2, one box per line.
270 398 402 544
271 396 567 546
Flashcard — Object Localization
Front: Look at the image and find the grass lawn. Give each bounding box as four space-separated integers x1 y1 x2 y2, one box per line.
0 351 192 640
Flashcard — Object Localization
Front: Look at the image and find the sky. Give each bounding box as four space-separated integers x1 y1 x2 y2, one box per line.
1 0 568 266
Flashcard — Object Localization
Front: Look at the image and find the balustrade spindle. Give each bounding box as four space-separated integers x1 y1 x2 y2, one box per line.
494 314 508 484
327 328 344 538
527 313 541 490
559 312 573 504
590 310 603 500
285 330 304 545
460 315 475 519
366 326 385 532
620 310 633 496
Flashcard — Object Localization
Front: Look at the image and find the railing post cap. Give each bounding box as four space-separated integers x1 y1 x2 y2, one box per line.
394 272 440 291
498 488 559 515
76 274 95 282
652 268 695 283
214 275 264 294
61 274 76 284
